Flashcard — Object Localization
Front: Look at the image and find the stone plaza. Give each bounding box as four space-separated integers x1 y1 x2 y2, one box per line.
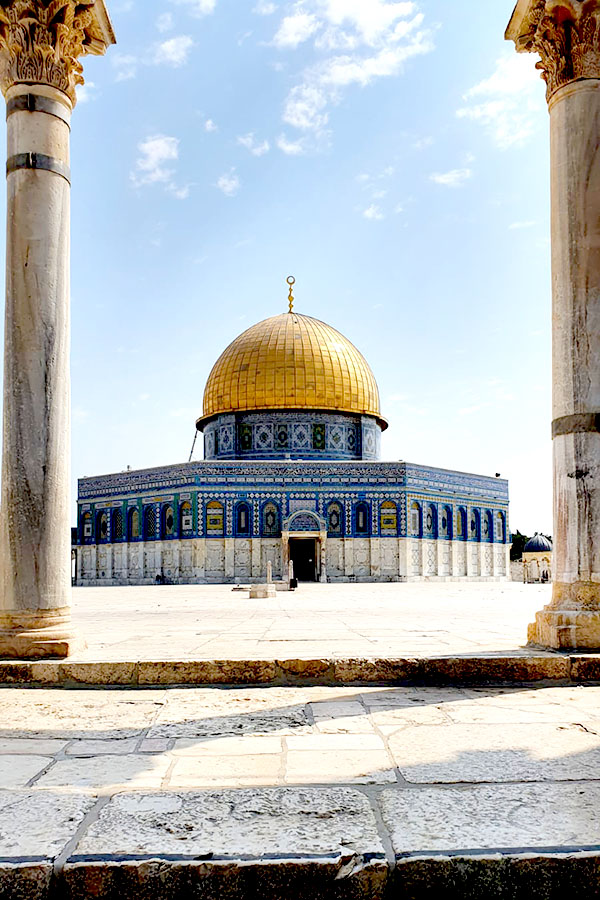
0 581 599 898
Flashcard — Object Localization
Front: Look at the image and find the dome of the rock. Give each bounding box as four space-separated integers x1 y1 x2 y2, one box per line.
198 310 386 429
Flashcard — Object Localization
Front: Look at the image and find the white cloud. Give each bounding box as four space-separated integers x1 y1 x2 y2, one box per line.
509 220 536 230
157 12 174 31
169 0 216 15
276 134 306 155
273 12 320 48
363 204 384 220
430 168 472 188
216 169 240 196
76 81 97 103
237 133 270 156
278 4 433 141
152 35 194 66
414 135 433 150
112 53 137 81
204 118 218 132
457 54 544 149
131 135 184 196
254 0 276 12
169 184 191 200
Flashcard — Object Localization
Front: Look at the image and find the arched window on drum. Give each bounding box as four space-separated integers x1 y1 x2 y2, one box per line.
470 509 481 541
143 506 156 540
161 504 175 539
495 512 506 543
180 501 193 536
380 501 397 535
410 501 422 537
425 504 437 538
355 502 370 536
96 511 108 544
206 501 224 536
111 509 124 542
128 507 140 541
262 502 280 537
456 507 467 541
327 501 343 537
439 505 452 540
483 510 493 542
235 502 251 536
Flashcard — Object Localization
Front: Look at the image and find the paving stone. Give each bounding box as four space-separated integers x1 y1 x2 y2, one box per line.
287 734 385 751
169 754 282 787
0 756 52 788
71 787 385 858
380 783 600 854
285 750 395 784
388 723 600 782
0 739 66 755
65 739 138 756
369 706 448 726
149 707 311 739
0 791 95 858
35 755 171 791
314 716 377 734
172 736 282 755
309 702 365 718
0 689 161 739
139 739 170 753
443 701 588 724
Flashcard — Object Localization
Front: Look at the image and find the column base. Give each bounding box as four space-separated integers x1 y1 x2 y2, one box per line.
0 609 85 659
528 608 600 650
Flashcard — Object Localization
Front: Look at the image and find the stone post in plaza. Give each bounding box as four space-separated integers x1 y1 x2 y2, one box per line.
0 1 114 657
507 0 600 648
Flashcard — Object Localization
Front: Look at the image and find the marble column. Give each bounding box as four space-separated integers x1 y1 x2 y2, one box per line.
0 2 114 657
507 0 600 648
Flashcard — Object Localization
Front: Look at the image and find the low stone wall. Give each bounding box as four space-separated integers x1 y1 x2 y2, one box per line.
77 537 510 586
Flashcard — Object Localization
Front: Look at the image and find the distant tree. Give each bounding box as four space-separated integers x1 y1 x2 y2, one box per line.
510 530 530 561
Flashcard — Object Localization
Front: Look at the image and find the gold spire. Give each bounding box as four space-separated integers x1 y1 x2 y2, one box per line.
287 276 295 313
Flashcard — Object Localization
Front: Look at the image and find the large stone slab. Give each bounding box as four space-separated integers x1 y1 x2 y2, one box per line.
0 791 95 858
0 791 96 899
380 784 600 854
0 688 162 740
63 788 387 899
388 722 600 782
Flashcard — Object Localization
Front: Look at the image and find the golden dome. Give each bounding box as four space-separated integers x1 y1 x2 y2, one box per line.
198 311 386 429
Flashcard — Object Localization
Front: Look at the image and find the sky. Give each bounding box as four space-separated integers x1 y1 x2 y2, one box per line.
9 0 554 534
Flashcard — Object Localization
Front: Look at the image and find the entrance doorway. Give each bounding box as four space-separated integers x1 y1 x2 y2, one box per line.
289 538 317 582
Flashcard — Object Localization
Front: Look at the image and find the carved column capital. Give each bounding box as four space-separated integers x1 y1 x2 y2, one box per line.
507 0 600 99
0 0 115 105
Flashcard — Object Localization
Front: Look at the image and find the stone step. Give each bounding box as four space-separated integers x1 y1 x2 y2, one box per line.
0 653 599 687
4 785 600 899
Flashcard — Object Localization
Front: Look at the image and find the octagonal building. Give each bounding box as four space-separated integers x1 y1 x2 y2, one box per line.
76 289 510 584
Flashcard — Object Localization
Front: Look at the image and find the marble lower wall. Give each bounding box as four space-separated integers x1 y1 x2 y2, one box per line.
76 538 509 586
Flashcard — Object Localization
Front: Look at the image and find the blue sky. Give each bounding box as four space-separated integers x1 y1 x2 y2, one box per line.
41 0 551 533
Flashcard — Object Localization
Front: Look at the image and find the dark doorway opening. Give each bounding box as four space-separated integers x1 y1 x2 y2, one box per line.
289 538 317 582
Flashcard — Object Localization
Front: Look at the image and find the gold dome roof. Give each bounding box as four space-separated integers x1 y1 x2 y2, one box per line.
198 311 386 429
